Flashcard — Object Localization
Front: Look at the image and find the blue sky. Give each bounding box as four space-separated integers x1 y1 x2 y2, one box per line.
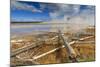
11 0 95 23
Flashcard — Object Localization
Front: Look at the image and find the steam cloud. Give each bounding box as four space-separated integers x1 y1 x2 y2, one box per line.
39 3 95 32
39 3 95 25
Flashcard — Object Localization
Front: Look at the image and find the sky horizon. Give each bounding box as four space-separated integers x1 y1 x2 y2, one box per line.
11 0 95 25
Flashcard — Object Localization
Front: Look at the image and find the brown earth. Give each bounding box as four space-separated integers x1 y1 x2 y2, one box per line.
11 26 95 66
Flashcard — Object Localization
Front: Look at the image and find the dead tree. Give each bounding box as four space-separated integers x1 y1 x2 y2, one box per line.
58 30 78 62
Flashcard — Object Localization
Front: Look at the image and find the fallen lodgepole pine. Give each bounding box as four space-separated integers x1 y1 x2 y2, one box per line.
58 30 78 62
